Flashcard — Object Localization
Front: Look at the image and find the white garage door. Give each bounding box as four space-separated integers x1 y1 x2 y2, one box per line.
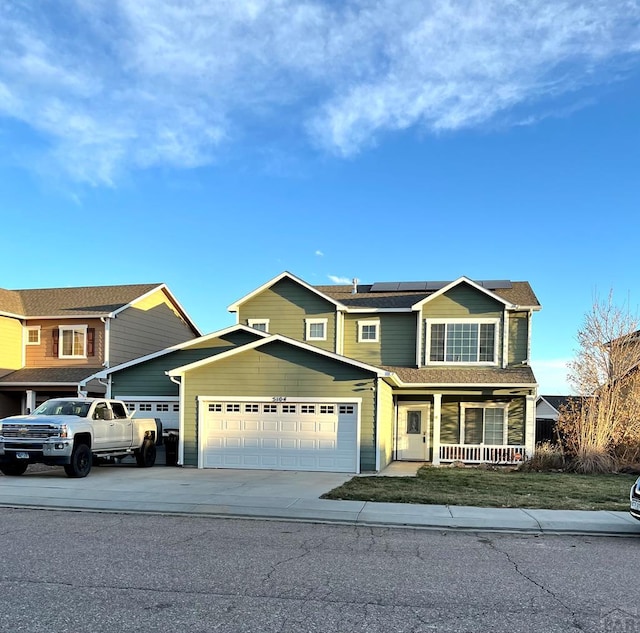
121 399 180 431
201 399 359 473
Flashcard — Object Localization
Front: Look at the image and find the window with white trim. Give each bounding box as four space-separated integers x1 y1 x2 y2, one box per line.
358 320 379 343
305 318 327 341
26 326 41 345
58 325 87 358
461 404 507 445
426 319 498 364
248 319 269 332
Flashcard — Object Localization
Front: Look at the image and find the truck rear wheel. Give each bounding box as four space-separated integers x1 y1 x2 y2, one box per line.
0 462 29 476
136 439 156 468
64 443 92 478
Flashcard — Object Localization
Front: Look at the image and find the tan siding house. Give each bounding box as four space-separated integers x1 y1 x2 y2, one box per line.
0 283 200 417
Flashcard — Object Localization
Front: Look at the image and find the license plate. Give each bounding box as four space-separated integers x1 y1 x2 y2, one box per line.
15 452 29 459
631 498 640 511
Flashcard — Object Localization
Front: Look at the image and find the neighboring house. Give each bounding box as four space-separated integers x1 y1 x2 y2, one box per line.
0 283 201 417
535 395 571 443
94 271 541 474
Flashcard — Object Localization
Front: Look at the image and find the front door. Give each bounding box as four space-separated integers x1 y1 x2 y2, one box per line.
397 404 430 461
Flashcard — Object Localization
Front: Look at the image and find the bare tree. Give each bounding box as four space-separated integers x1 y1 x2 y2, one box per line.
558 291 640 473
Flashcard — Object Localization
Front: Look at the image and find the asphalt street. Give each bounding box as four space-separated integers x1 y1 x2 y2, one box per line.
0 508 637 633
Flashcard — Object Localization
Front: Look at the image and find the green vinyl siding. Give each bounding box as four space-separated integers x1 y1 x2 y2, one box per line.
239 278 336 352
343 313 416 366
423 284 504 318
110 330 264 397
180 341 377 470
437 396 525 446
422 284 505 367
508 312 529 364
377 380 395 469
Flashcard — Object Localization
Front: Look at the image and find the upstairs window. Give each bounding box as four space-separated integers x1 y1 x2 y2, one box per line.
55 325 95 359
358 320 379 343
305 318 327 341
426 320 498 364
26 326 41 345
248 319 269 333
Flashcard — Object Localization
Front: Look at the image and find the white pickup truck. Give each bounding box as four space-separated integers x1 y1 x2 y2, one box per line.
0 398 159 478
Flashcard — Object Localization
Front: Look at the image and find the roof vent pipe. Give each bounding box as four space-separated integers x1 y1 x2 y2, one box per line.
352 278 358 294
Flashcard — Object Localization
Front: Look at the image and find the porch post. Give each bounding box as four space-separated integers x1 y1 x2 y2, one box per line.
432 393 442 465
524 394 536 457
25 390 36 414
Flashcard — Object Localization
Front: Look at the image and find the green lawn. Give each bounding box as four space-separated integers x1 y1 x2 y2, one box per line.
320 466 638 511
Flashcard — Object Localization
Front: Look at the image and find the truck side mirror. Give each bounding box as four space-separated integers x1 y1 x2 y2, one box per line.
103 410 114 421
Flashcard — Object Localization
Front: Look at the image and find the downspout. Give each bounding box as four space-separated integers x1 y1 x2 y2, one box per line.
169 374 184 466
101 316 111 368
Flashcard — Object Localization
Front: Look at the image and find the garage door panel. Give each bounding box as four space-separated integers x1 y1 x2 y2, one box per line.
202 400 358 472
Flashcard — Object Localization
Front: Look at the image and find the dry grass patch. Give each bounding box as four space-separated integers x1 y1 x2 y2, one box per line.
321 466 636 511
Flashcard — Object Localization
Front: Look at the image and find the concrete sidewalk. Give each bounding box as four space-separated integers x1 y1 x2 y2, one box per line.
1 461 639 536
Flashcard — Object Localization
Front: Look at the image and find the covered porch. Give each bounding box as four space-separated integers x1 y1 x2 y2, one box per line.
393 391 536 467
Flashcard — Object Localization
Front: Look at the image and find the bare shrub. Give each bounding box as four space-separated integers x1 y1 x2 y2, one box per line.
558 292 640 474
520 442 565 472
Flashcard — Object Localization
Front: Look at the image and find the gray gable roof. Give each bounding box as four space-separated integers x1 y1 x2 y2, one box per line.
0 283 162 317
314 281 540 310
0 367 101 385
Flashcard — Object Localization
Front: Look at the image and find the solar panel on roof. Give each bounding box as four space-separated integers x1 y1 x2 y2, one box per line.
397 282 428 291
369 282 401 292
425 281 449 290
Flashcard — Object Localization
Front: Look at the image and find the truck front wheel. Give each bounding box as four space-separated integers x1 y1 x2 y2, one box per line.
64 443 92 478
136 439 156 468
0 462 29 476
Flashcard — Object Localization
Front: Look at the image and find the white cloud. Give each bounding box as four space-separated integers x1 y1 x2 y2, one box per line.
0 0 638 183
315 250 324 256
328 275 352 284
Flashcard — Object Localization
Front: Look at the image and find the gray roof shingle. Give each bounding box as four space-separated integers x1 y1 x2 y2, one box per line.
0 283 161 317
0 367 101 384
314 281 540 309
382 365 537 385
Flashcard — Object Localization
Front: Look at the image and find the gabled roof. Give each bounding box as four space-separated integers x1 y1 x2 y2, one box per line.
229 271 540 315
167 333 392 378
0 283 201 334
228 272 343 313
537 395 574 413
87 324 268 381
316 277 540 311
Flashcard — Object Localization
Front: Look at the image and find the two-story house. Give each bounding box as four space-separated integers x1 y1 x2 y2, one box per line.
0 283 201 417
92 271 541 473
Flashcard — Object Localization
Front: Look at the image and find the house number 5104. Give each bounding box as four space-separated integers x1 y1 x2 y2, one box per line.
272 396 287 402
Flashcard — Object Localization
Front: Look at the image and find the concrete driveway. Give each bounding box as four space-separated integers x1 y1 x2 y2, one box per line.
2 461 640 536
0 462 356 518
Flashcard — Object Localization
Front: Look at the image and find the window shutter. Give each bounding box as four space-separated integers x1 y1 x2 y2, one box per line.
87 328 95 357
52 329 59 356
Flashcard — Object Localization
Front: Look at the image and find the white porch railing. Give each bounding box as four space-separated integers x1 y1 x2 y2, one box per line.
439 444 526 465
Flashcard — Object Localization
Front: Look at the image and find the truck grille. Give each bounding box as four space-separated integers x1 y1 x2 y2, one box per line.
1 424 61 439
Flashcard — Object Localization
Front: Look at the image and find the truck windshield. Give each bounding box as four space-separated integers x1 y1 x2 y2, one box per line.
32 400 91 417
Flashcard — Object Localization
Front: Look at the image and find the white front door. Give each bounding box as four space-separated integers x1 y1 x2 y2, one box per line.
397 404 430 461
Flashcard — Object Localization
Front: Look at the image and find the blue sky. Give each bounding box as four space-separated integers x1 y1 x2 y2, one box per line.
1 1 639 395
